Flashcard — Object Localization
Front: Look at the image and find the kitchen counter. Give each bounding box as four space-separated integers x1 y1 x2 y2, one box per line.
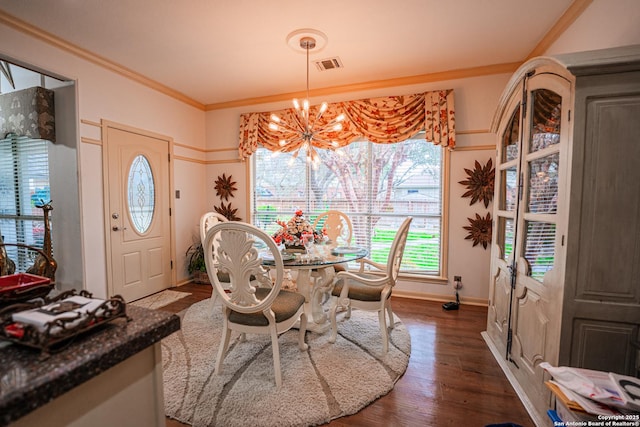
0 304 180 426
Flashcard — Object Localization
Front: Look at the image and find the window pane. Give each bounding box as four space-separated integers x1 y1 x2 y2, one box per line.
523 220 556 281
498 217 515 262
253 137 443 276
529 89 561 152
500 166 518 211
527 153 559 214
127 155 155 234
501 105 520 162
0 136 50 271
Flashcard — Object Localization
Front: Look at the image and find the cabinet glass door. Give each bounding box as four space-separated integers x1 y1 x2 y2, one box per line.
487 72 570 420
520 89 562 281
506 77 569 416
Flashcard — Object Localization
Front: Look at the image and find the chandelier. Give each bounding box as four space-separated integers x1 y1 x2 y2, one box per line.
268 33 345 168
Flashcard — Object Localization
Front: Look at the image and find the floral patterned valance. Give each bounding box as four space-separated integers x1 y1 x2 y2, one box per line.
238 89 455 160
0 86 55 142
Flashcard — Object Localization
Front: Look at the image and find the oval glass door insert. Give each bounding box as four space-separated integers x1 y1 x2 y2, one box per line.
127 154 155 233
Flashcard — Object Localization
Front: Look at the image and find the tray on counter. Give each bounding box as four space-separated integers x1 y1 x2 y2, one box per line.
0 273 54 306
0 289 129 358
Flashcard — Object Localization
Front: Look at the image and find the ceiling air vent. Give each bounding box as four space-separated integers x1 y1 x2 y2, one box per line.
314 57 343 71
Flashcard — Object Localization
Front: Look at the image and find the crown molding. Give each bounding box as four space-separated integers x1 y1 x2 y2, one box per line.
1 0 593 112
204 62 522 111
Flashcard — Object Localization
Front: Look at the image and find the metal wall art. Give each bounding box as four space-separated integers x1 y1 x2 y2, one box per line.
459 158 495 250
213 174 241 221
214 201 241 222
214 173 237 201
458 158 495 208
463 212 492 249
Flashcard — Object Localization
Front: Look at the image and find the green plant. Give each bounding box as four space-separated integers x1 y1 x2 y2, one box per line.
186 243 206 274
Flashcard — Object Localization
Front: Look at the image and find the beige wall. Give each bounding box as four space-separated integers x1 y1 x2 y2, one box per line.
0 0 638 301
201 0 640 304
0 22 207 297
204 74 508 303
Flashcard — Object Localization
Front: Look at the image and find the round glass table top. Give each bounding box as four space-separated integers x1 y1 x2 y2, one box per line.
260 245 368 268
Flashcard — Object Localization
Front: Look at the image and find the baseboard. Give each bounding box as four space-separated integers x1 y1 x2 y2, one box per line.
481 332 547 427
176 279 489 306
392 289 488 306
175 279 195 287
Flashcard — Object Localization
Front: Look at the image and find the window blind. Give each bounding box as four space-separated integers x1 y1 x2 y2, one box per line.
253 136 443 276
0 135 50 270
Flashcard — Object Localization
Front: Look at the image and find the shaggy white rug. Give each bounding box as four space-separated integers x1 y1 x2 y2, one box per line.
130 289 191 310
162 298 411 427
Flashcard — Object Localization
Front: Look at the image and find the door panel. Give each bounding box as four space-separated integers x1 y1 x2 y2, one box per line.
488 72 571 414
487 84 522 355
106 126 171 302
508 74 570 411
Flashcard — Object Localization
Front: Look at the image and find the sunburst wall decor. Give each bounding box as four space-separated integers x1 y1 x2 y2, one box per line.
463 212 492 249
459 158 495 208
214 173 237 201
215 201 241 221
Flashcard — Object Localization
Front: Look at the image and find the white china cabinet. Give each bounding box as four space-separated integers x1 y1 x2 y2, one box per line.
483 45 640 426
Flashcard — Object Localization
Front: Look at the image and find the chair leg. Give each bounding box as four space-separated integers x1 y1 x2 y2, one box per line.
215 324 232 375
210 291 218 309
298 313 308 351
270 326 282 388
378 308 389 354
328 296 339 343
386 299 395 330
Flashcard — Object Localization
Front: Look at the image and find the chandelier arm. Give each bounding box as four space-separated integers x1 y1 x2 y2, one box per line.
282 135 304 147
310 135 339 148
314 120 342 134
273 120 303 134
270 113 306 134
307 105 328 132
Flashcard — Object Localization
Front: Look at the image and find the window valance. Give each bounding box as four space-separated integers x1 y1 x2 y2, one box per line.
238 89 455 160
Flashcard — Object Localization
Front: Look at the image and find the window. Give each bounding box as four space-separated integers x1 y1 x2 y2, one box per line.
252 134 445 276
0 135 51 271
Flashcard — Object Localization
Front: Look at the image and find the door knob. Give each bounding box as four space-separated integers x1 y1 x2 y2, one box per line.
112 226 127 231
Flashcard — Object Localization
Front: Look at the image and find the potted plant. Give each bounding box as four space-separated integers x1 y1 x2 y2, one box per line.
186 242 210 284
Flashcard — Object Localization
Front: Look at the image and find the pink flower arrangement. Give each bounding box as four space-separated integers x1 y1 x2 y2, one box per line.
272 210 325 246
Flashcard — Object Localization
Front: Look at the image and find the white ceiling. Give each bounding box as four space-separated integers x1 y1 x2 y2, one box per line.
0 0 577 107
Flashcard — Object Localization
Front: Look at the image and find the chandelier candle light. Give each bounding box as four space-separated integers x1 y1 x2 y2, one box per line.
268 31 345 168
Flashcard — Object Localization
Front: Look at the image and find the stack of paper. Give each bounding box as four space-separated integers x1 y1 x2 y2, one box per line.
542 362 640 418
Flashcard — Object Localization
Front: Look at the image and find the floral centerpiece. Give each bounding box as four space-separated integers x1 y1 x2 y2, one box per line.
272 210 325 250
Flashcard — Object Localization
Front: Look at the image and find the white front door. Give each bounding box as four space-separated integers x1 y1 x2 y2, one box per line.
104 124 172 302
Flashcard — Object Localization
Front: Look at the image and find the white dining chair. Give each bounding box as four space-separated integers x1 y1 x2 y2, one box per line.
203 221 308 388
199 211 229 246
312 210 353 247
328 216 412 354
312 210 353 276
199 211 229 307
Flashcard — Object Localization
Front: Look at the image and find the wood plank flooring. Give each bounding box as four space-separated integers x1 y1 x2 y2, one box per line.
163 283 534 427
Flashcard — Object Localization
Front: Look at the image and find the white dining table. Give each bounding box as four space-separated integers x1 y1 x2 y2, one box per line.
262 245 368 333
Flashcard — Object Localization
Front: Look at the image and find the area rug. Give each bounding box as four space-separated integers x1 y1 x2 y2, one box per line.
130 289 191 310
162 298 411 427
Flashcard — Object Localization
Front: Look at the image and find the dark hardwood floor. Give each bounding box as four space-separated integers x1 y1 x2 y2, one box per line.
163 283 534 427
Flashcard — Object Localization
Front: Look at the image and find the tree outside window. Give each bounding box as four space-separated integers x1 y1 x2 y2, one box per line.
253 134 445 276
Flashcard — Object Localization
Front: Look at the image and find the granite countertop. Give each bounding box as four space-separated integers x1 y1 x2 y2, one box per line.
0 304 180 426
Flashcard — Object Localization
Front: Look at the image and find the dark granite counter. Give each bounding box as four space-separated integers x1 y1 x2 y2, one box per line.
0 304 180 426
